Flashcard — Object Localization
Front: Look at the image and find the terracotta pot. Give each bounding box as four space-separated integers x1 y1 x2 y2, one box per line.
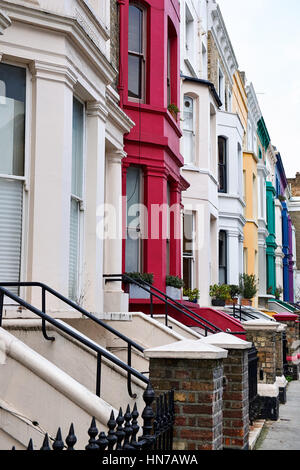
241 298 252 306
226 298 238 306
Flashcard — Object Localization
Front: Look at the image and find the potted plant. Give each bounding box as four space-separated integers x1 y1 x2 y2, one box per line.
226 285 241 305
167 103 180 120
239 274 258 306
125 272 154 299
275 286 283 300
183 288 200 304
166 275 184 300
209 284 231 307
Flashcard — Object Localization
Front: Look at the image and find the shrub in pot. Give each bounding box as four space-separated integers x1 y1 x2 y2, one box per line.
209 284 231 307
125 272 154 299
166 275 184 300
183 288 200 304
226 285 241 305
275 286 283 300
239 274 258 306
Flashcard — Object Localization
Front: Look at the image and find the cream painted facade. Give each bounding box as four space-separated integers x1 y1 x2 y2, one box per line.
0 0 133 316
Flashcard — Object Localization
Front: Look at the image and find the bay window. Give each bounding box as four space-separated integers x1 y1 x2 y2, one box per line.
0 63 26 294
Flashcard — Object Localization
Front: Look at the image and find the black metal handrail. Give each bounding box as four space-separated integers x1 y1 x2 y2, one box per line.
0 285 149 399
231 304 257 321
104 274 246 337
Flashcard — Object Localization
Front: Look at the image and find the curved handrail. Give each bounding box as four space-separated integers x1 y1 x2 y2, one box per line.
0 285 149 399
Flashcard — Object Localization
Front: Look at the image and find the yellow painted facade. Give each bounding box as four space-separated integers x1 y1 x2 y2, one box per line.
232 71 259 307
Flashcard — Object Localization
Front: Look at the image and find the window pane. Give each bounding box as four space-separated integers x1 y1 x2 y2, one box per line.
72 98 84 198
128 54 142 99
218 137 226 165
0 63 26 176
183 213 193 255
129 5 143 53
183 97 193 131
183 257 192 290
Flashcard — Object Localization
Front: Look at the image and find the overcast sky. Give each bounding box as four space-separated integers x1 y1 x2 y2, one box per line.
217 0 300 178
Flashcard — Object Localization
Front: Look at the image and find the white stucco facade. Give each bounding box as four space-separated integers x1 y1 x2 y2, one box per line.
217 110 245 285
0 0 132 315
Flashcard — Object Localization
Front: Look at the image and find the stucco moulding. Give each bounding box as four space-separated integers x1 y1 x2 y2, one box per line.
0 8 11 34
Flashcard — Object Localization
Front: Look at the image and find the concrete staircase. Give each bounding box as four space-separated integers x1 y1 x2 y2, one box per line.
0 310 202 450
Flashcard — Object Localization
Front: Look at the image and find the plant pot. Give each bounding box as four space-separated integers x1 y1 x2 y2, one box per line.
211 299 226 307
226 298 238 306
241 298 252 306
166 286 181 300
129 284 150 300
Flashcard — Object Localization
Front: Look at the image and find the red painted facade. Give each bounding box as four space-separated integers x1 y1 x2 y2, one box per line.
118 0 188 294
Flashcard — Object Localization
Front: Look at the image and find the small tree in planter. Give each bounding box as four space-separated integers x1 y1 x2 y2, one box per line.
239 274 258 306
125 272 154 299
226 285 241 305
183 288 200 304
166 276 184 300
209 284 231 307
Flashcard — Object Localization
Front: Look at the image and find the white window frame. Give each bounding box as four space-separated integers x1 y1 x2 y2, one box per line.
0 61 31 303
69 95 86 303
183 94 196 167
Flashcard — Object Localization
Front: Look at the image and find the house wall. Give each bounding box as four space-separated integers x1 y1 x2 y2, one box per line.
0 0 132 315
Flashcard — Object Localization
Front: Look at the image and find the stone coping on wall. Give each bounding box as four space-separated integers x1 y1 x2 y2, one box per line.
258 383 279 398
200 332 252 350
144 339 228 360
243 319 284 331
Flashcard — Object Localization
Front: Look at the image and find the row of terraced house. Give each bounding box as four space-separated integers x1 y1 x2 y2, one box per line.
0 0 299 452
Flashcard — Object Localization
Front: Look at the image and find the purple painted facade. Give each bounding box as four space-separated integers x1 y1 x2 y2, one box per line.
288 215 294 302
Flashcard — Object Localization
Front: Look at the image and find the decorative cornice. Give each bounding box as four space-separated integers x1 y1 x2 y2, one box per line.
107 150 127 164
246 82 262 125
208 1 238 82
106 87 135 134
0 0 115 86
29 60 77 91
0 7 11 34
86 100 108 122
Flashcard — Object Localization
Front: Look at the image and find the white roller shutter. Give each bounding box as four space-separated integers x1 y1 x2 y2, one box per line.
0 178 23 296
68 197 79 301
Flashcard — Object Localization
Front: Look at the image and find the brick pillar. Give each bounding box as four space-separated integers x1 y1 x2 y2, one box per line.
274 314 300 380
201 333 252 450
243 320 281 420
144 339 227 450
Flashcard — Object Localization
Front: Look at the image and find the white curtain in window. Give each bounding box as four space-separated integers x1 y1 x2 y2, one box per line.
0 179 23 294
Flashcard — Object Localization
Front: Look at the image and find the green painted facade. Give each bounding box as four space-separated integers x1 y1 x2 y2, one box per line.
266 182 277 295
257 117 271 151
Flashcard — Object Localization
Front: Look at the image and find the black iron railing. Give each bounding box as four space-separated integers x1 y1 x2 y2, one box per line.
232 304 257 321
104 274 246 337
248 345 261 425
0 285 149 399
12 384 174 451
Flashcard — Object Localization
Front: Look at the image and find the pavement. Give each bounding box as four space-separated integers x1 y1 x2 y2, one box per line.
256 380 300 450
